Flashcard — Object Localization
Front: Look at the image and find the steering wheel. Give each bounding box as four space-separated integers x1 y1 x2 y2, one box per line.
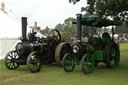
48 29 61 42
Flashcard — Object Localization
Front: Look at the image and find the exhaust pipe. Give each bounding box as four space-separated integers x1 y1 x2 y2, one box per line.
76 14 82 42
21 17 27 41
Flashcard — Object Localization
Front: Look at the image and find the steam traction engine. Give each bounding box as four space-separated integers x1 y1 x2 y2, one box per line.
4 17 71 73
62 14 120 74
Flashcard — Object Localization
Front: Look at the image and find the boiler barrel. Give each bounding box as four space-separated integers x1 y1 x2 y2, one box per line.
16 42 47 56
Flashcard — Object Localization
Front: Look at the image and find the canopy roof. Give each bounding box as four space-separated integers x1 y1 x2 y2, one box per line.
72 16 122 27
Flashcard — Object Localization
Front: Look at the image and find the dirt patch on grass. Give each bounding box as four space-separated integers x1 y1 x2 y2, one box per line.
0 73 35 83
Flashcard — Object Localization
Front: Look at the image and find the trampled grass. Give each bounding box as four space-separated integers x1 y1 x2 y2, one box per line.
0 43 128 85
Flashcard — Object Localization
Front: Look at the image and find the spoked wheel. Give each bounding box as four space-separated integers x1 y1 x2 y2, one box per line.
105 41 120 68
62 53 76 72
48 29 61 42
27 52 42 73
81 54 94 74
5 50 19 70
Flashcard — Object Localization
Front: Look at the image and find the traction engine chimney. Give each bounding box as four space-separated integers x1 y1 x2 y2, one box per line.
21 17 27 41
76 14 82 42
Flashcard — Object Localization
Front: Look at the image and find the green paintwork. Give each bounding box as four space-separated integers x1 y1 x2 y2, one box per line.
93 51 104 61
86 44 94 53
92 37 101 46
72 17 96 25
63 53 76 72
82 54 94 74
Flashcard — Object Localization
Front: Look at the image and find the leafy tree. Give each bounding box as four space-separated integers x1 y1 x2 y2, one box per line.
69 0 80 4
62 17 77 39
40 26 50 34
87 0 128 22
54 23 63 32
70 0 128 26
116 21 128 33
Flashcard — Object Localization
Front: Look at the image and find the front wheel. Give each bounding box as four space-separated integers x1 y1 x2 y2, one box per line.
81 54 94 74
62 53 76 72
27 52 42 73
5 50 19 70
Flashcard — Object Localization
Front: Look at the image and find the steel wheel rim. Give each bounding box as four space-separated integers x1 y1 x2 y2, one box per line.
27 52 42 73
29 55 40 72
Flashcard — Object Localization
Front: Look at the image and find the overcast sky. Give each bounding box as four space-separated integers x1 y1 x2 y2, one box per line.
0 0 87 29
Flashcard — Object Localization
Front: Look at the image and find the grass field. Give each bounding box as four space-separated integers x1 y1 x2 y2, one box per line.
0 43 128 85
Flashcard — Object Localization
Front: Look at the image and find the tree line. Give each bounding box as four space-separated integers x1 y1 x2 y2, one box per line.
41 0 128 39
40 17 77 39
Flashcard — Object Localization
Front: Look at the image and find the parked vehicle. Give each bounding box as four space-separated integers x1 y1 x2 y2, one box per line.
62 14 120 74
5 17 71 73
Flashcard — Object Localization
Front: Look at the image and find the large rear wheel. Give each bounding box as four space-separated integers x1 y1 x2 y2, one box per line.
81 54 94 74
27 52 42 73
62 53 76 72
105 41 120 68
55 42 71 65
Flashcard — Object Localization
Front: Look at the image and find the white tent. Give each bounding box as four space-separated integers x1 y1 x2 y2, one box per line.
0 5 42 60
0 38 20 60
0 11 21 38
0 10 21 60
